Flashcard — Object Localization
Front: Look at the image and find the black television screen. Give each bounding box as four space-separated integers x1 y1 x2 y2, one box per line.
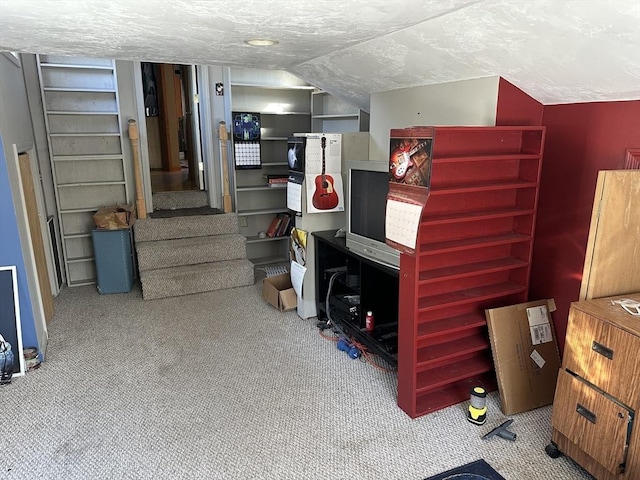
346 160 400 269
350 169 389 243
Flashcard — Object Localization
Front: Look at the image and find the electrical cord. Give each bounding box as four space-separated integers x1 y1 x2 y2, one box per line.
323 270 346 331
319 270 395 373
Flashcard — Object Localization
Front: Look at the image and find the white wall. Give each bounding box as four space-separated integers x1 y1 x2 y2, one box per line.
115 60 140 206
368 76 500 161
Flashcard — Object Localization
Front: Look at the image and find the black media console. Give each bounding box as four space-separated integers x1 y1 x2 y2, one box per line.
312 230 399 368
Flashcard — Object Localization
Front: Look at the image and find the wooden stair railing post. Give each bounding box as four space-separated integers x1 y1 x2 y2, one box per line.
127 118 147 219
218 121 233 213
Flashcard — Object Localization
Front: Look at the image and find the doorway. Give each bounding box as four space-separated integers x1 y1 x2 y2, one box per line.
140 62 204 193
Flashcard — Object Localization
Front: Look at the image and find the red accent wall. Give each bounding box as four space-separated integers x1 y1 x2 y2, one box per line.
530 100 640 352
496 77 543 126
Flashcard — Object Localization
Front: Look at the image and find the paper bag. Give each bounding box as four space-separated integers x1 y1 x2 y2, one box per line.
93 204 137 230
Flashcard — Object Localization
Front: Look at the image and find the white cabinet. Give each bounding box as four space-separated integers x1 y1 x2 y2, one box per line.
229 68 312 265
311 90 369 133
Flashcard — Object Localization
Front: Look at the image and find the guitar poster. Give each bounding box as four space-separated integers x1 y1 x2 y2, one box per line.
304 134 344 214
388 129 434 187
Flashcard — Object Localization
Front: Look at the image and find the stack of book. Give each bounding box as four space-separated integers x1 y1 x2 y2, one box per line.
265 213 292 238
265 175 288 188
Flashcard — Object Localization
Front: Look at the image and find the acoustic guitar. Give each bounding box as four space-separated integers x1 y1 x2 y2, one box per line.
389 140 430 181
312 136 339 210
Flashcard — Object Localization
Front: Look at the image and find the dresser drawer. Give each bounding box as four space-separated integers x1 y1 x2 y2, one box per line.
552 369 634 476
563 309 640 406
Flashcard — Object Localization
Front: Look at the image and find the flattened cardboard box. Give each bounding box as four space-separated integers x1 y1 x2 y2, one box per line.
262 273 297 312
485 299 561 415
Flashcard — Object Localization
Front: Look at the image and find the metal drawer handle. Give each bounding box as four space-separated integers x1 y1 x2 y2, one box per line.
592 341 614 360
576 404 597 424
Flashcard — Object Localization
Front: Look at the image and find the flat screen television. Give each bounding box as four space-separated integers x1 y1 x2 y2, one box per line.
346 160 400 269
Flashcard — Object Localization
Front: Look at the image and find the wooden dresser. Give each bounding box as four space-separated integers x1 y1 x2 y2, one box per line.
548 293 640 479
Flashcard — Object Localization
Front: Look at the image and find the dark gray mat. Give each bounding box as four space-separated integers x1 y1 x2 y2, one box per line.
149 206 224 218
424 459 505 480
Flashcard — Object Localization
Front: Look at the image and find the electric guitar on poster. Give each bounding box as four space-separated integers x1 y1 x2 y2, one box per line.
390 140 430 180
312 136 339 210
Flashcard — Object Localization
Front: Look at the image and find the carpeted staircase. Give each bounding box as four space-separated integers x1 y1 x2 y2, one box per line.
134 192 254 300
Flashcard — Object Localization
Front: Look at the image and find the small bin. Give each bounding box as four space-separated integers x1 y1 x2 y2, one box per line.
92 228 134 294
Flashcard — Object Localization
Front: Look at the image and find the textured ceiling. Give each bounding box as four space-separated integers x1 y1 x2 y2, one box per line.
1 0 639 111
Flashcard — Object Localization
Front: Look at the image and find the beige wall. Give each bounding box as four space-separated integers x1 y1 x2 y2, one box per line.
368 76 500 161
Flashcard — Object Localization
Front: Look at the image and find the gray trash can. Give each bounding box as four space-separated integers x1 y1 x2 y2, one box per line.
92 228 134 294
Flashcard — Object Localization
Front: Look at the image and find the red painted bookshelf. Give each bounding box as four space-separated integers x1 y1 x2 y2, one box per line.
396 126 546 418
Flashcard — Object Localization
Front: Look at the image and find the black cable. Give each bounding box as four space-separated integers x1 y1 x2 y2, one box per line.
322 270 348 338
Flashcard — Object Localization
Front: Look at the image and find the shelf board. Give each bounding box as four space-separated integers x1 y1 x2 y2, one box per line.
53 154 124 162
417 313 488 342
46 111 118 116
312 113 359 120
237 184 287 192
261 136 289 141
416 334 490 368
416 354 493 395
262 162 288 167
259 111 310 116
250 255 290 266
44 87 116 93
57 181 125 188
413 372 497 417
246 235 289 244
39 63 113 70
66 255 94 264
59 207 99 214
433 153 541 164
67 278 97 287
420 233 531 255
49 132 120 137
421 206 536 226
231 82 314 90
419 257 528 284
63 233 92 240
237 207 289 216
430 179 538 195
417 281 527 312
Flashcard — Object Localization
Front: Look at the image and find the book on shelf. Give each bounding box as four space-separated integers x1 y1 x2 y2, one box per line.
268 180 288 188
265 216 283 238
276 214 291 237
265 213 292 238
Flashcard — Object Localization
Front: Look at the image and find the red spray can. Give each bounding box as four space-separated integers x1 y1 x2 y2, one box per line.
365 311 374 331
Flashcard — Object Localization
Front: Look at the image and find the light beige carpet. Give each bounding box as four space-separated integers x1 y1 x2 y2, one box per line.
1 281 593 479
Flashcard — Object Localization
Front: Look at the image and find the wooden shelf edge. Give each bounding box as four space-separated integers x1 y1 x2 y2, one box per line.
417 281 526 312
420 233 531 255
411 372 497 418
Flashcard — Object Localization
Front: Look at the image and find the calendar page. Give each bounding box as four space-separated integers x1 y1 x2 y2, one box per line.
232 112 262 169
385 199 423 251
385 182 430 256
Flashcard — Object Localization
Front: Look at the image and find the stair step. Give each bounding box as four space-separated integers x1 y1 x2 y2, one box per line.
136 234 247 271
134 213 239 242
139 259 255 300
153 190 208 210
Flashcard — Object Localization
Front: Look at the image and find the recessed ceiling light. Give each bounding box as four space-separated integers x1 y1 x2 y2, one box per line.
244 38 278 47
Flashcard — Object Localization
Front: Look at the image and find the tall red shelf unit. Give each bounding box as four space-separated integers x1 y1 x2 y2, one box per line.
396 126 546 418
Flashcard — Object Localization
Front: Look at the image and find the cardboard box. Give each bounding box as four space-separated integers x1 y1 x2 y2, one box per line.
262 273 297 311
485 299 561 415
